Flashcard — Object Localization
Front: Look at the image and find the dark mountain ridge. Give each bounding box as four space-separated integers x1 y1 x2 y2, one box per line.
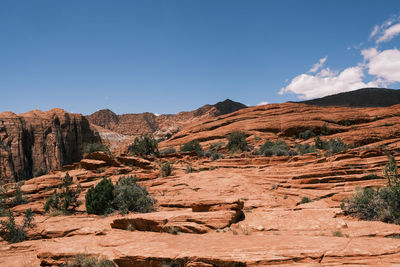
301 88 400 107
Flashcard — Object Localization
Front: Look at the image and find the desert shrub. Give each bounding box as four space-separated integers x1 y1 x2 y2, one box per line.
259 140 294 156
185 164 195 173
160 147 176 155
227 131 248 153
204 142 224 160
44 172 82 214
160 161 173 177
314 137 347 154
299 196 311 204
85 178 115 215
0 209 34 243
33 167 47 177
295 143 317 155
83 142 110 154
0 186 8 216
12 182 27 207
342 154 400 224
298 129 315 140
62 255 114 267
180 140 203 156
129 134 159 157
85 176 155 215
112 176 155 214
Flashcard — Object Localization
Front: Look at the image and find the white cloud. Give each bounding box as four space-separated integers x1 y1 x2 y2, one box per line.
369 17 400 44
370 25 379 39
364 48 400 82
257 101 269 106
154 113 160 116
279 65 380 99
377 23 400 43
308 56 327 73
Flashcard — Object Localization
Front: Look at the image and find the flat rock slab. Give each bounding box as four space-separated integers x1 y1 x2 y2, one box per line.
36 231 400 266
111 209 244 234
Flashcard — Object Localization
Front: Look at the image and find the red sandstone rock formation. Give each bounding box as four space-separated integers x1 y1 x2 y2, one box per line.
0 109 99 181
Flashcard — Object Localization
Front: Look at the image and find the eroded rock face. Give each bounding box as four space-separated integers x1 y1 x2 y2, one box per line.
0 109 99 181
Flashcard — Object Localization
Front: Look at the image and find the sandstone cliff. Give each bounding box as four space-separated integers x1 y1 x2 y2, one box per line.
0 108 99 181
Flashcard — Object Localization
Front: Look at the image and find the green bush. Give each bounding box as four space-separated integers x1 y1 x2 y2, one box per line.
342 154 400 224
227 131 248 153
12 182 27 207
0 186 8 216
44 172 82 214
258 140 296 156
295 143 317 155
112 176 155 214
85 176 155 215
129 134 159 157
62 254 114 267
83 142 110 154
299 196 311 204
0 209 34 243
298 130 315 140
85 178 115 215
180 140 203 156
314 137 347 154
160 162 173 177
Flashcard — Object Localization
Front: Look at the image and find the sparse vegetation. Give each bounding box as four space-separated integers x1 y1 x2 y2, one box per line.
204 142 224 160
44 172 82 214
160 161 173 177
129 134 159 157
314 136 347 154
86 176 155 215
62 254 114 267
299 196 311 204
257 140 296 156
342 153 400 224
227 131 248 153
86 178 115 215
295 143 317 155
180 140 203 156
12 182 27 207
332 229 344 237
0 209 34 243
298 129 315 140
83 142 110 154
112 175 156 214
0 186 7 216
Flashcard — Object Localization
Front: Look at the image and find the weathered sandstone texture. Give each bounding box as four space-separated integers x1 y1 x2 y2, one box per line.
0 109 99 181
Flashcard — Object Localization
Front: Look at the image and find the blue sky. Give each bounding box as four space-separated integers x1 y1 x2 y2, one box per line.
1 1 400 115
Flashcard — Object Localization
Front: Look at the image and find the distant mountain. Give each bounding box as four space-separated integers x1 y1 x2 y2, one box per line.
86 99 247 136
301 88 400 107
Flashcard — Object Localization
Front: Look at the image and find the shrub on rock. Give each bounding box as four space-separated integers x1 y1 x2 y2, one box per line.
44 172 82 214
180 140 203 156
85 176 155 215
129 134 159 157
227 131 248 153
85 177 115 215
0 209 34 243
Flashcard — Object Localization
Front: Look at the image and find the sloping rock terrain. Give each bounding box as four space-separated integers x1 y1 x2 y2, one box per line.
0 109 99 181
2 102 400 266
86 99 247 137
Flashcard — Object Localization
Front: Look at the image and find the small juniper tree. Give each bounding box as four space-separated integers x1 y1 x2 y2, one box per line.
85 177 115 215
0 209 34 243
227 131 248 153
44 172 82 214
12 182 27 207
129 134 159 157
